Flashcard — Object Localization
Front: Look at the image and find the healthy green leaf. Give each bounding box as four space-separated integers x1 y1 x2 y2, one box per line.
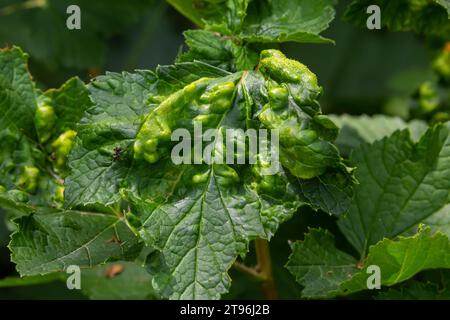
241 0 335 44
297 169 355 216
287 226 450 298
9 209 142 276
80 261 158 299
166 0 241 29
341 227 450 295
330 114 427 156
377 281 450 300
169 0 336 44
285 228 358 298
338 123 450 255
423 203 450 238
288 123 450 298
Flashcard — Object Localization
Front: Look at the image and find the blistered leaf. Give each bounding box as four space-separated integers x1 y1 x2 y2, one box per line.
0 47 37 138
0 48 93 210
41 77 92 136
64 63 229 207
65 51 350 299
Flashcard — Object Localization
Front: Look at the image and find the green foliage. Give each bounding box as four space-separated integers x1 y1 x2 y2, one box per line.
170 0 336 43
0 0 449 301
9 209 142 276
174 0 338 71
287 122 450 298
62 47 352 299
0 47 91 211
287 226 450 298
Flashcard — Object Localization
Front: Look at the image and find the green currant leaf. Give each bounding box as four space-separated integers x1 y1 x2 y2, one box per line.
65 50 351 299
9 209 142 276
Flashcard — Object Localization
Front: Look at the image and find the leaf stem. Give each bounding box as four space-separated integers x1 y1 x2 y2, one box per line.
233 239 278 299
255 239 278 299
233 261 266 282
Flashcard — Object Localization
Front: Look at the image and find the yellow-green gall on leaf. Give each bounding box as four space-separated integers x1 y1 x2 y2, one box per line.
17 166 40 193
35 103 56 143
193 114 220 126
192 170 210 184
201 81 236 113
134 135 163 164
51 130 77 169
259 49 319 88
214 165 239 186
134 78 214 164
312 115 339 141
55 186 65 203
200 81 235 103
418 82 439 113
433 111 450 123
260 49 285 60
292 130 318 146
433 50 450 83
268 86 289 110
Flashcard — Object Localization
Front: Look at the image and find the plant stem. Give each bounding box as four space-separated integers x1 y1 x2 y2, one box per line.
233 261 266 282
255 239 277 299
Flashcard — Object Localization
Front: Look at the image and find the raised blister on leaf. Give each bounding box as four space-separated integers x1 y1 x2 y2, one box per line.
51 130 77 170
134 78 211 164
34 103 56 144
17 166 40 194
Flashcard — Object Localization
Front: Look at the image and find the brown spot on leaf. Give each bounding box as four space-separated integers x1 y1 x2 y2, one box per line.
106 235 122 244
104 264 125 279
356 260 364 270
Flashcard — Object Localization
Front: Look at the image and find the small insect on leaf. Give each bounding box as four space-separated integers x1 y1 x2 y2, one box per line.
112 146 123 161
